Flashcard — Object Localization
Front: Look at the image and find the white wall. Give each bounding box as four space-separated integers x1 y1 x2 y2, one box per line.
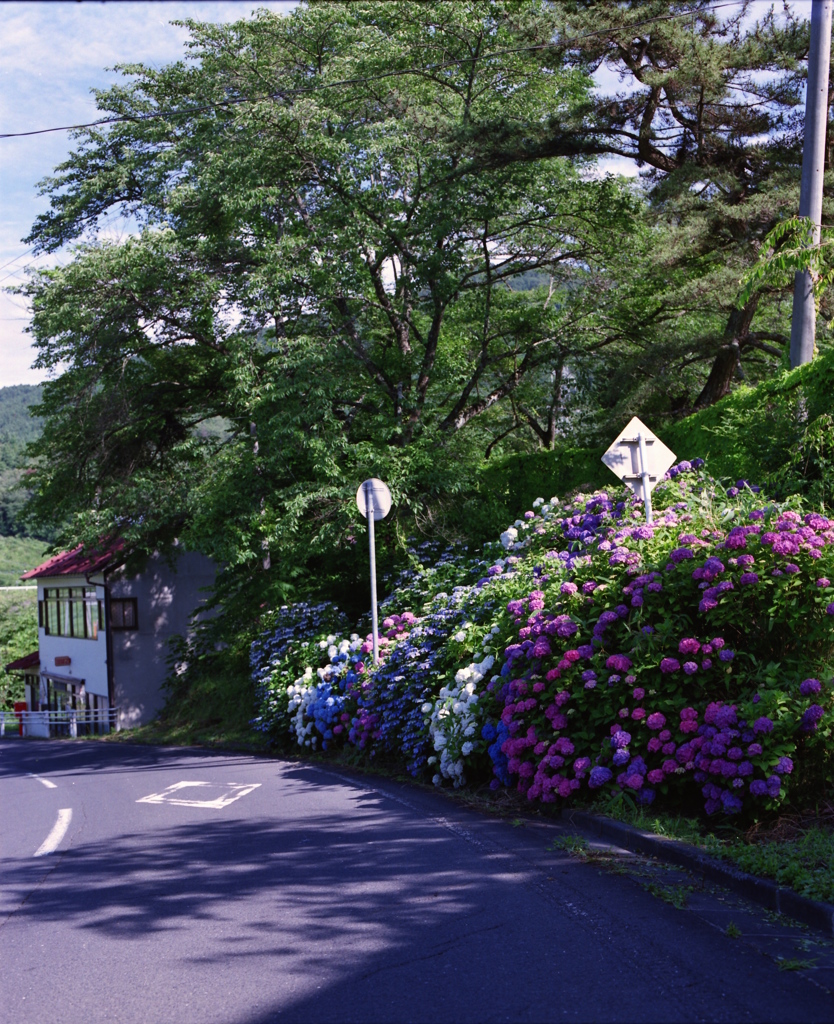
37 577 108 698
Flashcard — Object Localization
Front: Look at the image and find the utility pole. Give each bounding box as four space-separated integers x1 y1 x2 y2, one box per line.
790 0 833 368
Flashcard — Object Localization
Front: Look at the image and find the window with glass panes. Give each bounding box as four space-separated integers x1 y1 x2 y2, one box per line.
109 598 138 630
39 587 101 639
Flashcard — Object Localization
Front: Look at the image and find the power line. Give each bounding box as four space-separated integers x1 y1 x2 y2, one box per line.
0 260 41 287
0 1 744 141
0 247 35 275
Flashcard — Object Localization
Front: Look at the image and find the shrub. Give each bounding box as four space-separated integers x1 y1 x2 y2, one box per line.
252 461 834 819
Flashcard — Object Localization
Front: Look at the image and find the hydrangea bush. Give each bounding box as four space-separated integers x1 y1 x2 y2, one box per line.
251 461 834 819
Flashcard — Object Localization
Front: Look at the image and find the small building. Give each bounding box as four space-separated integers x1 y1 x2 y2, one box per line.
17 542 215 730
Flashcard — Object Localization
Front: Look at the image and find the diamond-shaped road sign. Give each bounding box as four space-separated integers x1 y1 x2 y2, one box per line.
601 417 676 504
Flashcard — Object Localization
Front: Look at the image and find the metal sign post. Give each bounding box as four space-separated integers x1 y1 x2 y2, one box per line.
366 482 380 664
601 417 676 524
356 478 392 665
637 430 652 524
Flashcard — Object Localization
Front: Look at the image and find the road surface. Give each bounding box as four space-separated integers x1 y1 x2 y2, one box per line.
2 740 833 1023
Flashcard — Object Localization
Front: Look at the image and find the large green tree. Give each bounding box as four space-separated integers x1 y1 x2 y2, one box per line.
470 0 830 415
21 1 638 609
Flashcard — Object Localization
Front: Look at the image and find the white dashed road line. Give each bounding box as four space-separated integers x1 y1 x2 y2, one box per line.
27 773 57 789
34 809 72 857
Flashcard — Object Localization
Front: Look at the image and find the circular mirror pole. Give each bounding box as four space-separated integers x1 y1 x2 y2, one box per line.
366 480 380 664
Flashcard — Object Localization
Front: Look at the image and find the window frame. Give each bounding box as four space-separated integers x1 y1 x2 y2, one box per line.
109 597 138 631
40 586 100 640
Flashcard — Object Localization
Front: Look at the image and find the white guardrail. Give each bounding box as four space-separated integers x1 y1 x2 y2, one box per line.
0 708 120 738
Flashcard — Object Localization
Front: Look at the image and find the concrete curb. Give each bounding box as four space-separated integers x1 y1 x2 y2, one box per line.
564 808 834 939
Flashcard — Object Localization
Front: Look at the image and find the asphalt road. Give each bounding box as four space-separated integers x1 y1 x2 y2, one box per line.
1 740 833 1024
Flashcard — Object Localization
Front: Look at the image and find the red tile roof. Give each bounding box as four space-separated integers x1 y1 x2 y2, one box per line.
5 650 39 672
21 540 124 580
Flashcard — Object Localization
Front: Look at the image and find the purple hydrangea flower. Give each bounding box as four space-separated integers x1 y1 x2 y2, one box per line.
588 766 612 788
670 547 694 563
721 791 743 814
739 572 759 585
683 661 698 675
606 654 632 673
801 704 825 732
752 717 773 734
800 678 822 696
775 757 793 775
749 780 767 796
611 731 632 749
678 637 700 655
725 527 748 550
560 582 578 595
660 658 680 673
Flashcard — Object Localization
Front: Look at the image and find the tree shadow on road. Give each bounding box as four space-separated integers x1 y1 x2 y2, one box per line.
4 761 831 1024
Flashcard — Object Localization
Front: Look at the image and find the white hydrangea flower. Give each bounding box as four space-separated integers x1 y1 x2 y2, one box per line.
500 527 518 549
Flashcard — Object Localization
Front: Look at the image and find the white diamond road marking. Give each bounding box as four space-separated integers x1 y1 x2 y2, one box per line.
137 781 262 808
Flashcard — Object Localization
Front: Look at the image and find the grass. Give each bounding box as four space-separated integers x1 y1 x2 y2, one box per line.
777 958 818 972
586 796 834 907
0 535 47 587
105 670 273 754
710 829 834 905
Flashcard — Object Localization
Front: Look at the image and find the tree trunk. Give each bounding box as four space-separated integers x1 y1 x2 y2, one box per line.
693 298 758 409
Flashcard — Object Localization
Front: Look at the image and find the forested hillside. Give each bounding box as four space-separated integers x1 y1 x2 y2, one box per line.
0 384 42 447
0 385 43 539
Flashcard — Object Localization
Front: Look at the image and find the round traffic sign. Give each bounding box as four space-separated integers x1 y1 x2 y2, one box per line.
356 478 392 520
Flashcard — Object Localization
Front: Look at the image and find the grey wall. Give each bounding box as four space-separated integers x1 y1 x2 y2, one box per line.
108 549 216 727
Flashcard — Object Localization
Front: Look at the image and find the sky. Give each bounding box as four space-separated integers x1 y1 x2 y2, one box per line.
0 0 297 387
0 0 811 387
